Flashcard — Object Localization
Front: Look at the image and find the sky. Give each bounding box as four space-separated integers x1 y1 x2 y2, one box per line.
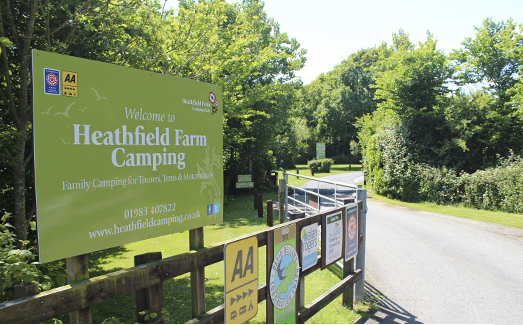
165 0 523 85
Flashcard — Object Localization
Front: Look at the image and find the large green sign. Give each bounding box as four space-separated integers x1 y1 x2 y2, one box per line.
32 50 223 263
316 142 325 160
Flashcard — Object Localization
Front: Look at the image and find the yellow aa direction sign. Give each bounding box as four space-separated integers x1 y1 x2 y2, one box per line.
224 236 258 324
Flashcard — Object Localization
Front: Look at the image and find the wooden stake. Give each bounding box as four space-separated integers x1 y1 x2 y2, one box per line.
278 179 286 224
14 283 39 300
190 227 206 318
342 257 355 309
267 200 273 227
66 254 91 324
257 193 263 218
135 252 164 324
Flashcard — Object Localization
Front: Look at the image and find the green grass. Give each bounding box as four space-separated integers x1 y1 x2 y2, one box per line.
50 191 371 324
368 191 523 230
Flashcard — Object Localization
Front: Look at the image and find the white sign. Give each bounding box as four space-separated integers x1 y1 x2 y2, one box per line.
344 204 358 262
325 211 343 266
300 223 318 271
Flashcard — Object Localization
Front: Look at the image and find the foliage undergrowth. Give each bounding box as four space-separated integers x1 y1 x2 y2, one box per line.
0 213 66 303
307 158 335 173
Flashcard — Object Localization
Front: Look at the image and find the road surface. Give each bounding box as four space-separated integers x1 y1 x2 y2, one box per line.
304 172 523 324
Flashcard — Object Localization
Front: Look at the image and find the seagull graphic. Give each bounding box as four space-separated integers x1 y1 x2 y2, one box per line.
59 137 70 145
78 107 88 113
90 87 107 101
41 106 53 115
54 102 75 118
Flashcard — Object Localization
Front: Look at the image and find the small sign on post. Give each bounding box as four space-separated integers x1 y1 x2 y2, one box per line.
345 204 358 262
322 208 344 269
224 236 258 324
301 223 318 271
237 174 254 189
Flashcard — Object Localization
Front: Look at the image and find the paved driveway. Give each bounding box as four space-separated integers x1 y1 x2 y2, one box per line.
301 172 523 324
362 199 523 324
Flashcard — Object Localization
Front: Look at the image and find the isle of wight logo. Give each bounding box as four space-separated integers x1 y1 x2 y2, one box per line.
269 244 300 309
208 92 219 115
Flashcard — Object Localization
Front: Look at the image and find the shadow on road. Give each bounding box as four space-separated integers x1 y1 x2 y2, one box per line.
358 283 422 324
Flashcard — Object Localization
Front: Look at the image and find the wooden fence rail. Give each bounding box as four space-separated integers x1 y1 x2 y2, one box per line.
0 202 363 324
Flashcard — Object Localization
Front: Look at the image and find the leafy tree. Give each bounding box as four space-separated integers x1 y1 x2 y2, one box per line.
373 30 454 165
451 18 523 163
0 0 195 244
298 45 389 162
0 0 126 243
197 0 306 190
452 18 523 109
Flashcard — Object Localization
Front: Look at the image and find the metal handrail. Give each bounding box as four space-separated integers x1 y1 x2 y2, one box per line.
285 172 358 189
284 171 358 219
287 186 348 206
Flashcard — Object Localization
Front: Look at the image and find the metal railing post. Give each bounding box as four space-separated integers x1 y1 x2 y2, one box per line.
355 186 367 302
284 172 289 220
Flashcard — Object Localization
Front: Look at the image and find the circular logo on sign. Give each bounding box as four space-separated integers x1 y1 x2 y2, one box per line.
209 92 216 103
301 228 307 241
269 244 300 310
348 214 357 241
46 73 58 86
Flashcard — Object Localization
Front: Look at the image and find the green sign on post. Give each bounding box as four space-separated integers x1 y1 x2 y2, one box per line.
316 142 325 160
32 50 223 263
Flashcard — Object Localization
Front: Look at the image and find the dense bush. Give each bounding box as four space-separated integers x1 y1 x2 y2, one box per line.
365 147 523 213
461 156 523 213
0 213 66 303
331 155 361 165
307 158 334 173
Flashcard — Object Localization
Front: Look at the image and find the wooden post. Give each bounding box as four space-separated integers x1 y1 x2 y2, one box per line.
296 169 299 179
135 252 164 324
257 192 263 218
253 188 259 210
266 230 275 323
66 254 92 324
278 179 286 224
311 167 314 176
14 283 39 300
342 257 355 309
267 200 273 227
190 227 206 318
297 226 305 323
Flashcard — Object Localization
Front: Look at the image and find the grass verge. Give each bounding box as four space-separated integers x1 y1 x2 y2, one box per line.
368 191 523 230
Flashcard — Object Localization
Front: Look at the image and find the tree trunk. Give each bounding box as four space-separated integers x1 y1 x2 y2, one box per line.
13 131 28 245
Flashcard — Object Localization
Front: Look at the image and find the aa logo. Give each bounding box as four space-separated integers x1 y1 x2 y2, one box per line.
62 71 78 97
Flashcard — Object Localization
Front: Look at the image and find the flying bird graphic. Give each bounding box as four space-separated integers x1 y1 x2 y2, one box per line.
78 107 88 113
90 87 107 101
59 137 70 145
41 106 53 115
276 259 288 282
54 102 75 118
